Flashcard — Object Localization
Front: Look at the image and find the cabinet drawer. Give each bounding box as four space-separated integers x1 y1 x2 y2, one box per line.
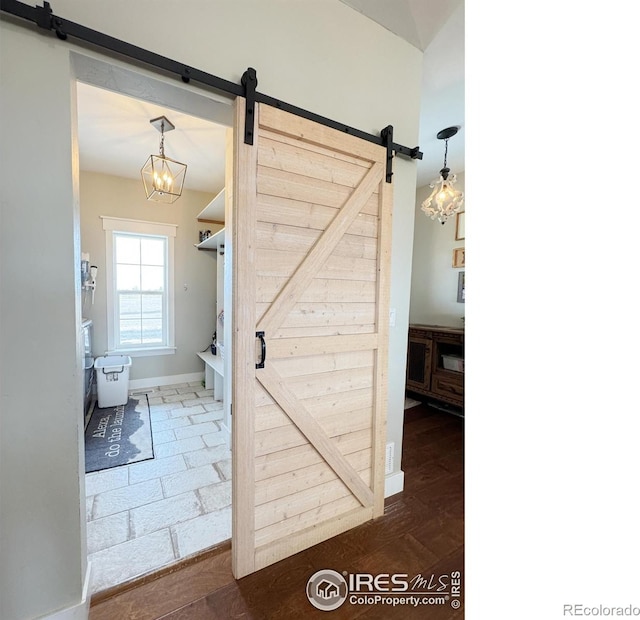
431 375 464 403
433 333 464 346
409 327 431 339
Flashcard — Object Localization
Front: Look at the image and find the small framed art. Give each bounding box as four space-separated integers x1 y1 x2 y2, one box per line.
455 211 465 240
452 247 465 268
457 271 465 303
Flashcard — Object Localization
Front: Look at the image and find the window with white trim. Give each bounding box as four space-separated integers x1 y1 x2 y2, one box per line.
102 217 177 357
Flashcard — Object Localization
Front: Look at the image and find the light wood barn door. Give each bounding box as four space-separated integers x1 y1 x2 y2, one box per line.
232 99 392 578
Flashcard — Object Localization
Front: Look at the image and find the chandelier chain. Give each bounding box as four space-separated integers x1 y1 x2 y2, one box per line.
443 138 449 169
159 119 165 158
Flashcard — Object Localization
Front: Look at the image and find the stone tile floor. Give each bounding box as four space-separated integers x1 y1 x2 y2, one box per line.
85 382 231 594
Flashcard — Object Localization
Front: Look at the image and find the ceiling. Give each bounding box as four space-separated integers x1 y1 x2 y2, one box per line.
76 1 463 200
76 83 228 196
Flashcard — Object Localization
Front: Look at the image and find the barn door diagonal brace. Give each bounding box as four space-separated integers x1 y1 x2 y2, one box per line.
1 0 424 180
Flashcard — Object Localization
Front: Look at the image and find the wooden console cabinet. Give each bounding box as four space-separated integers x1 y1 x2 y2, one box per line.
406 324 464 409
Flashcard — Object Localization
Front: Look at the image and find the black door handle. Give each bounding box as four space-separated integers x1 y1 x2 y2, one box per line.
256 331 266 369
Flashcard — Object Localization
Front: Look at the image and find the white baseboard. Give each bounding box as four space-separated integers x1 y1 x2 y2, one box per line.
43 562 91 620
384 470 405 498
129 371 204 391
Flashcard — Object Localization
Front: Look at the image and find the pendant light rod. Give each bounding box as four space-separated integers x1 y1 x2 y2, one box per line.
1 0 424 174
150 116 174 159
436 126 459 180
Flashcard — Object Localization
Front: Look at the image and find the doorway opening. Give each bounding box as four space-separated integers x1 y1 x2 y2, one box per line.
74 58 234 595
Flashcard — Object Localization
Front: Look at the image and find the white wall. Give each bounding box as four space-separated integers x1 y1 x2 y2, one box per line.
409 172 465 327
0 22 87 620
0 3 422 618
79 171 218 381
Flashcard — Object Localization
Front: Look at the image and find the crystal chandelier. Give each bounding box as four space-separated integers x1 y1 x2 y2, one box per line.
421 126 464 224
141 116 187 204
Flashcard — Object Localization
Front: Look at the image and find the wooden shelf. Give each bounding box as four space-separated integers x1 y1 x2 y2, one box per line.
197 188 225 223
195 227 225 252
195 188 225 249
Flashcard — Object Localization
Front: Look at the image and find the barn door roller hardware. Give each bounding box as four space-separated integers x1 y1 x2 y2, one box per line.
241 68 257 146
381 125 394 183
1 0 423 182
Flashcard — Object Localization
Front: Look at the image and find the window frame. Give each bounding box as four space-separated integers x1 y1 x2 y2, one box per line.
102 216 177 357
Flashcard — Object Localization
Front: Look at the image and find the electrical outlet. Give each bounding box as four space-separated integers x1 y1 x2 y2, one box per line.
385 442 394 475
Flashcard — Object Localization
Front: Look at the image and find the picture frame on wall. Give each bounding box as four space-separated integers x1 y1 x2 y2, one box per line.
457 271 465 303
455 211 465 240
452 247 465 268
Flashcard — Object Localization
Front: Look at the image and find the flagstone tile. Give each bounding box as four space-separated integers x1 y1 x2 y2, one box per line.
161 464 221 498
149 409 169 422
130 491 202 538
150 402 183 413
151 416 193 433
88 528 175 594
173 421 219 441
183 445 231 469
196 389 214 398
85 467 129 497
189 410 223 424
215 459 232 481
198 480 232 513
128 454 187 485
162 393 191 404
87 511 129 555
155 388 178 396
202 431 227 448
84 381 230 592
93 479 163 519
169 404 206 419
86 495 95 521
204 401 224 412
152 429 176 445
171 506 232 558
183 396 214 408
153 435 205 459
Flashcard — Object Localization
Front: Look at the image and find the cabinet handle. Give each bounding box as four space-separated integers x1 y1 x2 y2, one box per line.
256 331 266 369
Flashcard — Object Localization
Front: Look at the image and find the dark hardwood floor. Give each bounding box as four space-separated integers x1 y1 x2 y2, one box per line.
89 401 464 619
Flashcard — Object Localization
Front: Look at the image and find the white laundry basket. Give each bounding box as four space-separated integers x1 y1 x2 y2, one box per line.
94 355 132 408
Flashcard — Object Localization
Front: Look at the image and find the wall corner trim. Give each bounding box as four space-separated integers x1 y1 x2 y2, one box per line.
41 562 92 620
